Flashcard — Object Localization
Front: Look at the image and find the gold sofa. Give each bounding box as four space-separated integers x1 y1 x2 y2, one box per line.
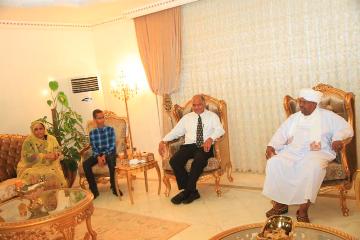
78 110 128 189
161 94 233 197
284 84 358 216
0 134 26 202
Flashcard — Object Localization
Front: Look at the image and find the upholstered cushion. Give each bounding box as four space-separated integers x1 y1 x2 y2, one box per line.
162 157 220 172
323 161 347 181
287 95 347 120
0 178 19 202
0 135 26 182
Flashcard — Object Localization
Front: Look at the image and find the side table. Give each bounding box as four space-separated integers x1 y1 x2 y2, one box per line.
114 158 161 204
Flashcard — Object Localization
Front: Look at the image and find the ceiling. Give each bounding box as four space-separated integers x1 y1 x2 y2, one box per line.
0 0 143 7
0 0 165 24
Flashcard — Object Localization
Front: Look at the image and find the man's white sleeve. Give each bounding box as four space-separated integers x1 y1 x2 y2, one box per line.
268 115 293 152
210 114 225 140
162 117 186 142
331 113 354 141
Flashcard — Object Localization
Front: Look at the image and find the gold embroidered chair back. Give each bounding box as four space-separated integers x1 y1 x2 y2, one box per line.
284 84 357 216
162 94 233 197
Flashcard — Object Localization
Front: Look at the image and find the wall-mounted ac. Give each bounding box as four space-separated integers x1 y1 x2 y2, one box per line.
66 76 105 127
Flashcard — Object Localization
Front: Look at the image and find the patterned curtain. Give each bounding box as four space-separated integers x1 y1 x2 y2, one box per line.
172 0 360 172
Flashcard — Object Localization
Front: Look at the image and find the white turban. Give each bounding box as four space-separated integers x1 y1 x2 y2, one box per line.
299 88 323 104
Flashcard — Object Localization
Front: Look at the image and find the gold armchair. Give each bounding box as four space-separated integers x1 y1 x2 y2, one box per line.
284 84 358 216
162 95 233 197
78 110 128 189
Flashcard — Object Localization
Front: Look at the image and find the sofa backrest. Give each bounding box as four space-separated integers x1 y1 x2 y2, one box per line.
0 134 27 182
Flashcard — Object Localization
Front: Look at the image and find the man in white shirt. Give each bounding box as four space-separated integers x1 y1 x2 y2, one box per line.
159 95 225 204
263 88 353 222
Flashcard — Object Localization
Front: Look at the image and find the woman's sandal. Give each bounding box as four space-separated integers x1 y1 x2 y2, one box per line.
296 210 310 223
265 205 289 218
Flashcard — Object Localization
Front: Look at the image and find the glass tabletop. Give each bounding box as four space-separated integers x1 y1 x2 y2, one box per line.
0 188 88 223
116 159 157 170
212 223 357 240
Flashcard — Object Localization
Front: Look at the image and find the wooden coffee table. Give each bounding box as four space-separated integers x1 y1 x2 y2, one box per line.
0 188 96 240
114 159 161 204
210 222 357 240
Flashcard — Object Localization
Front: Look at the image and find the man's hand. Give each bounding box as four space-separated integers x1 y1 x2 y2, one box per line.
332 140 344 152
97 155 106 167
203 138 213 152
158 141 166 157
265 146 276 160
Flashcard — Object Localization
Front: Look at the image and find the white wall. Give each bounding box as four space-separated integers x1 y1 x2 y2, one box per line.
0 19 161 157
0 25 103 134
92 19 162 155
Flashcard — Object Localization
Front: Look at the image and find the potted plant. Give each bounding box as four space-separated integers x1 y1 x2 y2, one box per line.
40 81 87 187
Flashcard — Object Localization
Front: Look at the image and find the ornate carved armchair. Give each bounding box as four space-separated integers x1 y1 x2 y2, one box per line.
78 110 128 189
284 84 358 216
162 95 233 197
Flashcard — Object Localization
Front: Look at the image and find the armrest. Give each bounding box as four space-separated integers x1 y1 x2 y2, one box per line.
341 137 353 146
338 136 353 178
213 136 224 160
354 170 360 208
162 138 184 162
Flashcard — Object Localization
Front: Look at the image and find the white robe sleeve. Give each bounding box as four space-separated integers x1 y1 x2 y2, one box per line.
268 114 296 152
162 116 187 142
330 112 354 141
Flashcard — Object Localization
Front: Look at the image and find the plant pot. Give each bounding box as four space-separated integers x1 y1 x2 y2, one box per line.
61 162 77 187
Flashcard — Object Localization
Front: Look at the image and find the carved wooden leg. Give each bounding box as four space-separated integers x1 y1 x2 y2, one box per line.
85 213 97 240
154 162 162 195
339 187 349 216
213 171 222 197
163 174 171 197
226 165 234 182
144 170 149 192
354 170 360 208
127 171 134 204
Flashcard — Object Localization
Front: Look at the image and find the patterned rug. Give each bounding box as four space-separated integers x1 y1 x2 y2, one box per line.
75 207 189 240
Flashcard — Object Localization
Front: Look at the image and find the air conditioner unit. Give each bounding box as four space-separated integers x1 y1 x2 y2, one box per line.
65 76 105 127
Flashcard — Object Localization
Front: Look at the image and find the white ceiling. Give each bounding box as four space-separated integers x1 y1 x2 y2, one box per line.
0 0 118 7
0 0 197 24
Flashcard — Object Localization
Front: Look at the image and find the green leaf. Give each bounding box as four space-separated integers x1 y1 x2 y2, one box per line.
47 100 53 106
49 81 59 91
57 92 69 107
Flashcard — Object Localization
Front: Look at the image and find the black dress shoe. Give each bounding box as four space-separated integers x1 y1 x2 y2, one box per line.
112 189 123 196
111 187 123 196
171 190 190 205
182 190 200 204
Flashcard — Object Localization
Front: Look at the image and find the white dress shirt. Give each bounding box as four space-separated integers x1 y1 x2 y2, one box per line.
163 110 225 144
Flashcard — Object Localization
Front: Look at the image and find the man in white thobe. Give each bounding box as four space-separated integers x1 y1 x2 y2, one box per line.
262 88 353 222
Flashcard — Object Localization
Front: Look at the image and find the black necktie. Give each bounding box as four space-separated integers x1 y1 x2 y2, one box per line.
196 115 204 148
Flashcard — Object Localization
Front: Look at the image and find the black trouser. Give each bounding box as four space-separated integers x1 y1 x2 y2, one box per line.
169 144 214 192
83 153 116 195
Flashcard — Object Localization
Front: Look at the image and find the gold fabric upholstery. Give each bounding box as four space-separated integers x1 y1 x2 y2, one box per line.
283 84 357 216
162 95 233 197
78 110 128 189
0 134 26 182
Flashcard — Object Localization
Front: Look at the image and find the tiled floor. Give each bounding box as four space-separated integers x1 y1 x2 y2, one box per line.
83 172 360 239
